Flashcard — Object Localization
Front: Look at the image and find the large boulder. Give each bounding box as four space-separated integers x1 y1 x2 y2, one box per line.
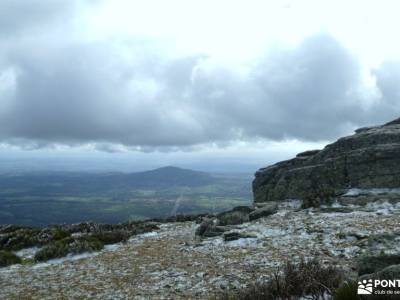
253 118 400 203
195 218 229 238
249 202 278 221
216 206 254 225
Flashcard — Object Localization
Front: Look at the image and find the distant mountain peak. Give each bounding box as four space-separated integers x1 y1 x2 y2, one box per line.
128 165 213 187
144 166 206 174
151 166 186 171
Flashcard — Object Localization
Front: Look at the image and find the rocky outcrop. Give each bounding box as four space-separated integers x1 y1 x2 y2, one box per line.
253 118 400 203
216 206 253 225
249 202 278 221
195 218 229 238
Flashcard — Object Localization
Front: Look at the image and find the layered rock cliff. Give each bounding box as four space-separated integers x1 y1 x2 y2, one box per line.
253 118 400 203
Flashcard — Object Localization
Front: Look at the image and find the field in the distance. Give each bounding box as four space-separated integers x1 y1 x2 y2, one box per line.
0 166 252 226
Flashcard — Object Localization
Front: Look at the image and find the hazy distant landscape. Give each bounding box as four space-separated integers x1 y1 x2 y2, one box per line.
0 166 252 226
3 1 400 299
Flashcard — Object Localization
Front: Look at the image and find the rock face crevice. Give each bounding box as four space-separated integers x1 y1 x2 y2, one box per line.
253 118 400 203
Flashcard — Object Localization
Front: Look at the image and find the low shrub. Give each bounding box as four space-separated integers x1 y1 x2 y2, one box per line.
68 236 103 254
213 259 343 300
92 230 130 245
333 280 359 300
51 228 71 241
34 239 71 262
0 225 27 235
0 250 22 267
34 236 104 262
0 228 41 251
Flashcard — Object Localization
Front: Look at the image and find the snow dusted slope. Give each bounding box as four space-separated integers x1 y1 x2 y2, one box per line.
1 202 400 299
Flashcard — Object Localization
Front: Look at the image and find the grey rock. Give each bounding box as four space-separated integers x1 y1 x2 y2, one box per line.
296 150 321 158
195 219 213 237
223 232 242 241
223 231 257 242
216 206 253 225
253 118 400 203
195 219 229 237
249 202 278 221
319 207 354 213
203 226 229 237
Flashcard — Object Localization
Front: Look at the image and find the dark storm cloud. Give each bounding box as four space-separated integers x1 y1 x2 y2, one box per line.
0 11 399 150
0 41 211 147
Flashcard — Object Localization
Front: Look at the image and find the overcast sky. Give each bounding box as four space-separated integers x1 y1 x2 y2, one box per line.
1 0 400 172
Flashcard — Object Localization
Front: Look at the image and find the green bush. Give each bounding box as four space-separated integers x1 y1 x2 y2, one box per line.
0 228 41 251
51 228 71 241
34 236 104 262
0 225 26 234
333 281 359 300
0 250 22 267
69 236 103 253
91 230 130 245
34 239 71 262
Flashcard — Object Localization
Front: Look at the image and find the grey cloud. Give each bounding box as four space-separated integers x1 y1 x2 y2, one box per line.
0 0 75 38
373 62 400 109
1 29 400 150
0 41 210 147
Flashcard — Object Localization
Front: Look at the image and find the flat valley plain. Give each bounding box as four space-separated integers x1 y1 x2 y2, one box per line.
0 167 252 226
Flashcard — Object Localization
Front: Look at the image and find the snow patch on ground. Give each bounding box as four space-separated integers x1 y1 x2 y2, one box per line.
344 188 400 197
32 242 123 268
225 238 259 248
15 246 39 259
240 223 287 239
279 199 302 209
33 252 100 268
140 231 159 238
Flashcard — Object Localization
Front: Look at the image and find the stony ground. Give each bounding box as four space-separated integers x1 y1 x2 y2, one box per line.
1 201 399 300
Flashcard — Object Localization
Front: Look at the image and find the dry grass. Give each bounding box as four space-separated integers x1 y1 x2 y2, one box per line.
212 259 344 300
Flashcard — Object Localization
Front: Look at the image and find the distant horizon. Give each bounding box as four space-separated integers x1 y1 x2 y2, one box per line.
0 137 330 173
0 153 264 174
